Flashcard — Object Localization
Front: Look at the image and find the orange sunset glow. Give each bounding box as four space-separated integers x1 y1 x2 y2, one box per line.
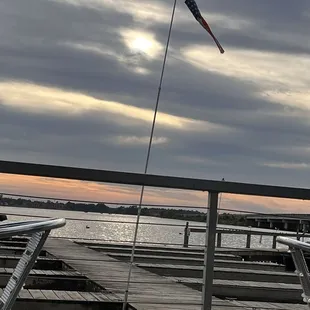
1 173 310 214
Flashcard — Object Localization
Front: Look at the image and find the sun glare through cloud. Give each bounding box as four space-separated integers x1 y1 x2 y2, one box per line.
120 29 163 59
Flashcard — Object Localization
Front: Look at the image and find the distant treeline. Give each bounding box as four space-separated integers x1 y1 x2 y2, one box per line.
0 197 247 226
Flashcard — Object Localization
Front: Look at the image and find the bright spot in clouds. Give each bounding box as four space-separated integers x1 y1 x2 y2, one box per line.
131 37 153 54
120 29 163 59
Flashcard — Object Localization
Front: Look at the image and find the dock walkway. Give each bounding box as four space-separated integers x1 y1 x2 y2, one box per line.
44 238 308 310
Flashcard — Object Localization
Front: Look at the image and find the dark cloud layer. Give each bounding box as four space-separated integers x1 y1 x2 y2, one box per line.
1 0 310 207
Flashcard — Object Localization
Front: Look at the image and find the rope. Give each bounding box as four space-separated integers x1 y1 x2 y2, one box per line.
122 0 177 308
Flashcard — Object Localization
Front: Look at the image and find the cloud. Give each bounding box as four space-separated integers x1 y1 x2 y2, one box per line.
1 0 310 214
112 136 168 146
0 81 231 133
262 162 310 170
182 45 310 110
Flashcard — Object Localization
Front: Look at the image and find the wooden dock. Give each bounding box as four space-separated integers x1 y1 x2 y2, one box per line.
43 238 308 309
0 237 308 309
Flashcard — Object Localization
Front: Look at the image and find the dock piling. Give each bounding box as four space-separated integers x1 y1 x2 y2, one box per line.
272 236 277 249
246 234 251 248
217 232 222 248
202 191 218 310
183 222 190 248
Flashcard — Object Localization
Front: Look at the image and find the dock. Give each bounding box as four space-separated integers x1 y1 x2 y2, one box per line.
0 237 308 310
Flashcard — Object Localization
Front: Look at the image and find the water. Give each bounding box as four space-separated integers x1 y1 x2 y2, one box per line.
0 206 290 249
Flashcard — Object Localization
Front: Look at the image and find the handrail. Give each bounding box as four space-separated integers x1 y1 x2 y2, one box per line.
183 224 308 248
277 236 310 252
1 160 310 199
190 227 310 236
0 218 66 239
0 218 66 310
277 236 310 307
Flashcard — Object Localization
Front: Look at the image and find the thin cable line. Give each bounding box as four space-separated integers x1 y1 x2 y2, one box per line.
122 1 177 308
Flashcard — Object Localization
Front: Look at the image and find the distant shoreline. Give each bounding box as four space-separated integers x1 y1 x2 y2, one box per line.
0 196 247 226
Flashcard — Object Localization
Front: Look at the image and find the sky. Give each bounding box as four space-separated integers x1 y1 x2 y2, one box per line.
1 0 310 214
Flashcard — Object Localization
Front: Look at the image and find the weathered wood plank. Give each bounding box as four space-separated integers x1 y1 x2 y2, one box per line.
105 252 285 271
78 292 99 301
53 290 73 300
29 289 46 299
41 290 59 300
66 291 86 301
18 289 33 299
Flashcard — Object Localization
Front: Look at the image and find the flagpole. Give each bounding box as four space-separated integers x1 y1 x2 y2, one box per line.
122 0 177 309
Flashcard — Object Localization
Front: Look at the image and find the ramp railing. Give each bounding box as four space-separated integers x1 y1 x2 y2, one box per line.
0 218 66 310
277 236 310 308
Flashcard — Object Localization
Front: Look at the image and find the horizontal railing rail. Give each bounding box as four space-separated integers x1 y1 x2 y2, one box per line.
0 218 66 239
277 237 310 253
185 224 310 248
1 160 310 199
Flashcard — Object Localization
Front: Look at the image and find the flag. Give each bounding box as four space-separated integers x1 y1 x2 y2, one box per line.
185 0 225 54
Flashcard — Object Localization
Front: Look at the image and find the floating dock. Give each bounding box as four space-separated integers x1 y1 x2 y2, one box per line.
0 237 308 310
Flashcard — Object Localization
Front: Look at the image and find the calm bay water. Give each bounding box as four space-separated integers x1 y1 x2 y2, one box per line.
0 206 291 249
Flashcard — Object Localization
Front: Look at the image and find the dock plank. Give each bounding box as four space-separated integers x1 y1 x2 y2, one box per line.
106 252 285 271
53 290 73 300
41 289 59 300
135 262 299 284
79 292 99 301
66 291 86 301
89 245 242 261
29 289 46 299
17 289 33 299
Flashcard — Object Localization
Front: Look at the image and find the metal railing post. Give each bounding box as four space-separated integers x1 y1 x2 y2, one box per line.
216 232 222 248
202 191 218 310
272 236 277 249
246 234 251 248
183 222 190 247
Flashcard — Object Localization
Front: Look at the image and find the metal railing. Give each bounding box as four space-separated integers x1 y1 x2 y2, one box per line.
2 160 310 309
0 218 66 310
277 236 310 308
184 222 310 248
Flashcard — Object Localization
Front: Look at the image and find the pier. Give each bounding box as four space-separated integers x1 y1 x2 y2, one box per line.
246 214 310 232
0 236 308 309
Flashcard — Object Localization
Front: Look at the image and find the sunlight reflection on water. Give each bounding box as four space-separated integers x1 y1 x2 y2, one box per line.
1 206 300 249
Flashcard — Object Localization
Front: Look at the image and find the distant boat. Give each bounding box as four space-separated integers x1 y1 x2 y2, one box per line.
86 225 90 229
